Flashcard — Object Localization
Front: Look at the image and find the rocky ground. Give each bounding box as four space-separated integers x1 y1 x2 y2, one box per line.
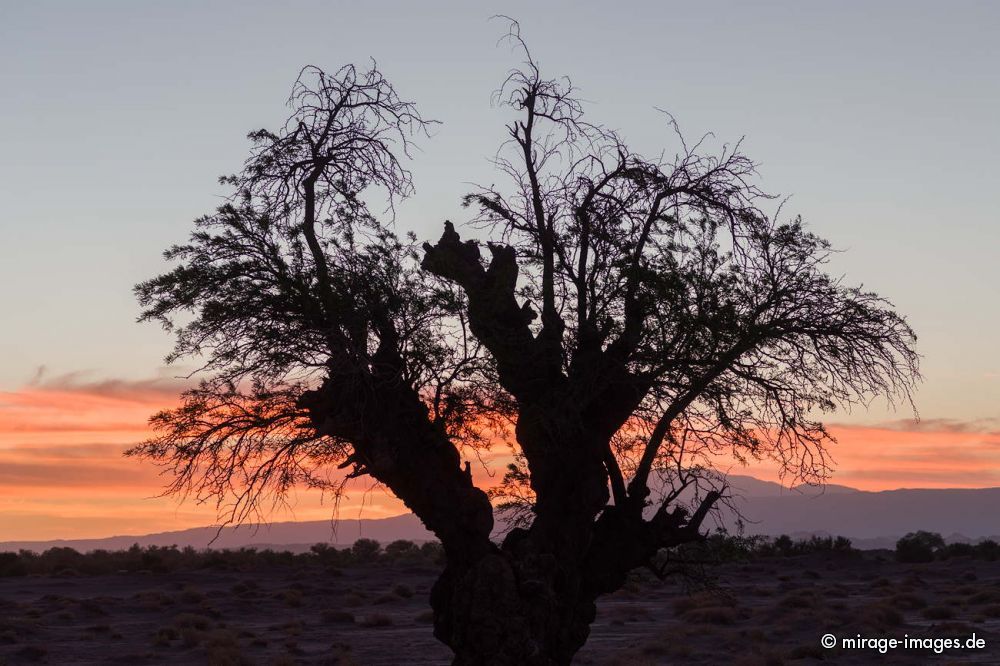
2 551 1000 664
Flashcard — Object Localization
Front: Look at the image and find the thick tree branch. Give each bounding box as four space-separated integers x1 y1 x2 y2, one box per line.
422 221 558 399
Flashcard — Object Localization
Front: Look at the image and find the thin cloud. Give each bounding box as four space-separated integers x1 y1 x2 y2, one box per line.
0 442 161 489
821 423 1000 490
25 367 196 403
837 468 1000 487
0 460 163 488
842 417 1000 434
0 371 191 438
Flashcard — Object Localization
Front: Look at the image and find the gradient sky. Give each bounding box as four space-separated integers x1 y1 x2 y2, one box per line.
1 1 998 539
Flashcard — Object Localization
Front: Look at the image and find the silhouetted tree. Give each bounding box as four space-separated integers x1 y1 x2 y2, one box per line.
131 23 919 665
896 531 945 563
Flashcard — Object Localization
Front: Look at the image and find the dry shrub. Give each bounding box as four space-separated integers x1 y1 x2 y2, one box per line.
931 621 975 634
173 612 214 631
776 592 815 610
277 621 303 636
181 626 204 648
681 606 740 625
787 644 825 660
672 591 730 616
858 602 904 631
204 628 249 666
357 613 393 628
968 590 1000 605
922 606 955 620
12 645 47 662
889 593 926 610
605 655 662 666
342 593 364 607
982 604 1000 617
281 589 303 608
673 590 742 625
199 600 223 618
134 590 173 610
607 603 651 625
731 653 784 666
824 585 849 598
180 584 205 604
392 583 414 598
321 609 355 623
152 626 179 646
77 599 108 616
326 641 356 665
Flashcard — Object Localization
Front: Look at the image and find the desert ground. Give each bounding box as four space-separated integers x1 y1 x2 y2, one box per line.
2 550 1000 665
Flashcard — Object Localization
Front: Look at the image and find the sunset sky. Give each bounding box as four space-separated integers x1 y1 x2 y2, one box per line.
2 1 998 540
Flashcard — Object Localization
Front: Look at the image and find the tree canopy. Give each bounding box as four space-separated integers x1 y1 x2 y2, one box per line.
131 25 919 664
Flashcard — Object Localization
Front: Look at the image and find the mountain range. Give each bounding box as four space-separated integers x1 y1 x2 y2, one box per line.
4 476 999 553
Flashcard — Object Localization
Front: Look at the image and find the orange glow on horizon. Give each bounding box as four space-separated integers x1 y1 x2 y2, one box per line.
2 379 998 541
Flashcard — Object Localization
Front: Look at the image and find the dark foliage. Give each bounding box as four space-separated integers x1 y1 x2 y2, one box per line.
0 540 441 577
939 539 1000 561
758 534 854 557
895 532 1000 563
895 531 946 563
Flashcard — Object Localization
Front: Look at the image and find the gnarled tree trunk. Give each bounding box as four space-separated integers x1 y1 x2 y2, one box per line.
427 470 719 665
310 222 718 665
434 413 612 664
433 537 596 665
301 363 716 664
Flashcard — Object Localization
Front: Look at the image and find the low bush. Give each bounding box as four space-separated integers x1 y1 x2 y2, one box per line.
0 538 443 577
357 613 393 628
896 532 945 563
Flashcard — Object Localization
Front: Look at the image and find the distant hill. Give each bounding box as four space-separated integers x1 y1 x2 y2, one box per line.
718 485 1000 546
724 475 789 497
726 474 859 497
5 478 1000 553
0 513 434 554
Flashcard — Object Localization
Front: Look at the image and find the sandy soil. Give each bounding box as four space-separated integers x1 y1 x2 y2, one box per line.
2 551 1000 664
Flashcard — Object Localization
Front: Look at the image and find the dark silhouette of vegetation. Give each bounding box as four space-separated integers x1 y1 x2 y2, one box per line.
760 534 854 557
938 539 1000 561
645 531 855 592
0 539 441 577
895 531 1000 563
0 533 852 580
129 20 919 664
895 531 946 563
